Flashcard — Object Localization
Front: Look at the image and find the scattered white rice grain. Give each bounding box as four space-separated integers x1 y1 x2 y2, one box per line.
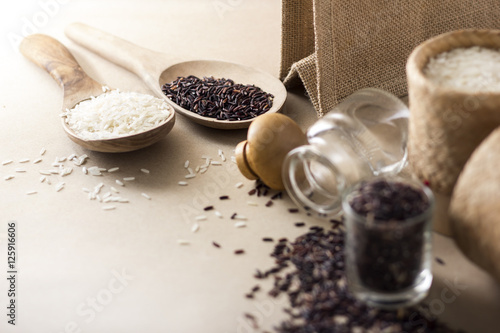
195 166 200 173
39 170 51 175
211 161 222 166
231 156 237 164
52 163 63 167
60 167 73 177
40 176 46 183
95 183 104 192
103 197 112 203
111 187 119 193
141 193 151 200
82 167 88 174
195 215 207 221
32 158 42 164
116 180 124 186
26 191 37 195
88 167 102 176
40 147 46 156
4 175 14 180
107 167 119 173
201 155 211 160
58 157 67 162
19 158 30 163
15 168 26 173
98 167 107 172
2 160 13 165
118 198 129 203
185 174 196 179
200 167 208 174
46 178 51 185
234 215 247 220
55 182 65 192
247 201 258 206
82 187 90 193
184 160 190 168
214 211 223 218
178 181 188 186
88 192 96 200
177 239 190 245
67 153 77 161
96 194 102 202
235 182 244 188
234 221 247 228
221 154 226 162
191 223 200 233
102 192 112 199
123 177 135 181
187 167 194 174
140 168 150 174
49 169 59 174
102 205 116 211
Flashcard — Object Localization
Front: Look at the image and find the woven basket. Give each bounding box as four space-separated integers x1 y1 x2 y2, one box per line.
449 127 500 283
406 29 500 196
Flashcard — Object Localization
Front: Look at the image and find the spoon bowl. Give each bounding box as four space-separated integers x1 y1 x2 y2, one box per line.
19 34 175 153
65 23 287 130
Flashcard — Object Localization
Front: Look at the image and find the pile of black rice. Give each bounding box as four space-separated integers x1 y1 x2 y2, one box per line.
249 222 463 333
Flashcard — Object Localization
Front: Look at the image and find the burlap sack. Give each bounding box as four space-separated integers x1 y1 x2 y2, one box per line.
280 0 500 117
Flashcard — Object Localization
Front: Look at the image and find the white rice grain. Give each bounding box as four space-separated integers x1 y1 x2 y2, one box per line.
26 191 37 195
123 177 135 181
235 182 244 188
2 160 13 165
214 211 223 218
195 215 207 221
140 168 150 174
55 182 65 192
116 180 124 186
4 175 14 180
178 181 188 186
40 147 46 156
108 167 119 173
102 205 116 211
234 221 247 228
19 158 30 163
184 160 190 168
15 168 26 173
177 239 190 245
32 158 42 164
191 223 200 233
185 174 196 179
141 193 151 200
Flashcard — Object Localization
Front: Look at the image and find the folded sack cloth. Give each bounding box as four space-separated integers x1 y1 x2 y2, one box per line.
280 0 500 117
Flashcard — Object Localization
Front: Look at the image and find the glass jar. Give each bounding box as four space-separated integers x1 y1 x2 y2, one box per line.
343 176 434 309
282 88 409 217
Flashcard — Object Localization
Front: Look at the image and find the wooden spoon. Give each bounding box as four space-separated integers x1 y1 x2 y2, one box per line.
65 22 287 130
19 34 175 153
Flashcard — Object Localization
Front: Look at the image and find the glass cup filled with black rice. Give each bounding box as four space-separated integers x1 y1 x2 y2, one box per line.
342 176 434 309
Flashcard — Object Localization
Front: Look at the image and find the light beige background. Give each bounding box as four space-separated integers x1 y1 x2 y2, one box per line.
0 1 498 332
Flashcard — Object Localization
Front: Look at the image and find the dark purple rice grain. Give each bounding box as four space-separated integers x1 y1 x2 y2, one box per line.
230 213 237 219
265 200 273 207
435 257 445 265
288 208 299 213
294 222 305 227
248 189 256 196
212 241 221 248
161 76 274 121
219 195 230 200
252 285 260 292
203 205 214 211
234 249 245 255
262 237 274 242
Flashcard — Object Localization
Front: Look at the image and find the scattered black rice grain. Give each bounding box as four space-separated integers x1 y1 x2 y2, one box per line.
219 195 230 200
248 189 257 196
245 293 254 299
212 241 221 248
435 257 445 266
234 249 245 255
204 205 214 211
294 222 305 227
262 237 274 242
271 192 283 200
249 228 461 333
288 208 299 213
161 76 274 121
252 285 260 292
278 237 288 243
265 200 273 207
230 213 237 219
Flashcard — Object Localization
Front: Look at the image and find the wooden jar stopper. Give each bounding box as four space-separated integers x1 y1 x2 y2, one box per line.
235 113 307 190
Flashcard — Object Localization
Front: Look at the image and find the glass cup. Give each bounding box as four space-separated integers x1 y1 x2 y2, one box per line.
342 176 434 309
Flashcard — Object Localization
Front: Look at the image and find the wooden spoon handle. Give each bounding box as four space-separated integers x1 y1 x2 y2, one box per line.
65 22 167 93
19 34 95 92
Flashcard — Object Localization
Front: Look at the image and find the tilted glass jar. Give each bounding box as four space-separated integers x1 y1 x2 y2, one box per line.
282 88 410 217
